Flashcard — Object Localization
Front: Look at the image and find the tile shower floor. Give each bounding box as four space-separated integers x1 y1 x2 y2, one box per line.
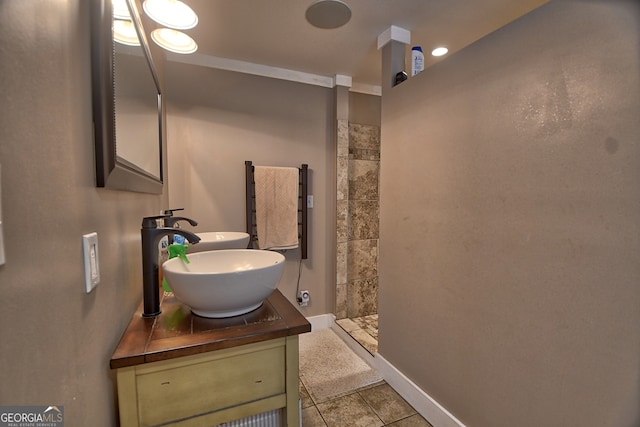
299 327 433 427
336 314 379 355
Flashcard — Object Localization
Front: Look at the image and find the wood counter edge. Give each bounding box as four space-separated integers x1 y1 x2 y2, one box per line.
110 289 311 370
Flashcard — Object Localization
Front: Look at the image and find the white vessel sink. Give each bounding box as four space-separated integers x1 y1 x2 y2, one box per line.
162 249 285 318
186 231 250 253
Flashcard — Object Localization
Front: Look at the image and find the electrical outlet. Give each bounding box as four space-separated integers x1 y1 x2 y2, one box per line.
83 232 100 293
298 290 310 307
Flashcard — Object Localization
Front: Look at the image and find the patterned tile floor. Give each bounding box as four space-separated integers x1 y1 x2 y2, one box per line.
299 324 434 427
300 380 433 427
336 314 379 355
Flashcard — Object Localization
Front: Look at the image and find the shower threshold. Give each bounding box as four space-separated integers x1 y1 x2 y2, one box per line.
336 314 378 355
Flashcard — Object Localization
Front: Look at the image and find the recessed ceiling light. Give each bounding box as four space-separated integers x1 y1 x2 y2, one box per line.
306 0 351 29
113 19 140 46
143 0 198 30
151 28 198 54
432 47 448 57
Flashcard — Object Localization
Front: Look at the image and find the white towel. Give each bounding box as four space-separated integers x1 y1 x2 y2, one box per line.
254 166 299 250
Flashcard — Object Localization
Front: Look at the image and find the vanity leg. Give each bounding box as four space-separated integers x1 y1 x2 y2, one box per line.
116 366 140 427
285 336 300 427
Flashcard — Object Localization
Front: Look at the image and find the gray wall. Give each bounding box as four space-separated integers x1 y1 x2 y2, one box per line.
165 62 335 316
379 1 640 426
0 1 166 425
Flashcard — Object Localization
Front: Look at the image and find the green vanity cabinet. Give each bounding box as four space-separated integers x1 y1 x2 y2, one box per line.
110 290 310 427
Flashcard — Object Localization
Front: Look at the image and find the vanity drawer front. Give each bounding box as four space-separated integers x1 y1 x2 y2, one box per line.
135 340 286 426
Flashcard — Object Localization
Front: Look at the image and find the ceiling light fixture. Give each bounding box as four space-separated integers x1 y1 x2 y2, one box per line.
113 19 140 46
305 0 351 29
432 47 448 57
143 0 198 30
151 28 198 54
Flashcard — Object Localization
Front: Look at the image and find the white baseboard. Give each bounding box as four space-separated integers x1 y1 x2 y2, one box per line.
306 313 335 331
376 353 467 427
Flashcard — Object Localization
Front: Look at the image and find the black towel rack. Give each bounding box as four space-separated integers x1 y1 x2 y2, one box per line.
245 160 308 259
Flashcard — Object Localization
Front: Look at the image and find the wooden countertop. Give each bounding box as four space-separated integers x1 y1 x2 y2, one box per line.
110 289 311 369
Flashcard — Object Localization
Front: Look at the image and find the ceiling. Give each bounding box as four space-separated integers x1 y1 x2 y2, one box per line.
171 0 549 91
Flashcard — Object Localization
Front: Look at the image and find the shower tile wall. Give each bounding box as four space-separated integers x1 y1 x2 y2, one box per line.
336 121 380 319
336 120 349 318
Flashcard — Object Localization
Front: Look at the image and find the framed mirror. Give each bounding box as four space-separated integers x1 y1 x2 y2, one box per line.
91 0 164 194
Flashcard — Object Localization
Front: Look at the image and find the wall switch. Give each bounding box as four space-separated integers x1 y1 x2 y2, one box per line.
83 232 100 293
307 195 314 208
0 164 5 266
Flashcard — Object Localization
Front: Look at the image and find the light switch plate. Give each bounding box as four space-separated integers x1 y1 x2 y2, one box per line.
83 232 100 293
0 164 5 266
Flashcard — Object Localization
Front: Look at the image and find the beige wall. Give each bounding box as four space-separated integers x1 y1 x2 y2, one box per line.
165 62 335 316
379 0 640 426
4 0 637 425
349 92 381 127
0 1 167 425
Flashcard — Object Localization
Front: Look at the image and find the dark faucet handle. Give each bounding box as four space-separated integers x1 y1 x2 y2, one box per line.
141 215 171 229
163 208 184 216
166 216 198 228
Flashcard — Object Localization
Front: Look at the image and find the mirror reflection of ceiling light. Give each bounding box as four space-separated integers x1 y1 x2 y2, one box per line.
151 28 198 54
431 47 449 57
113 19 140 46
112 0 132 20
143 0 198 30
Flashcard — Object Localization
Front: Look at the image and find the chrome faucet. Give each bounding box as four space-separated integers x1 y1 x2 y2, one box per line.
141 215 200 317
